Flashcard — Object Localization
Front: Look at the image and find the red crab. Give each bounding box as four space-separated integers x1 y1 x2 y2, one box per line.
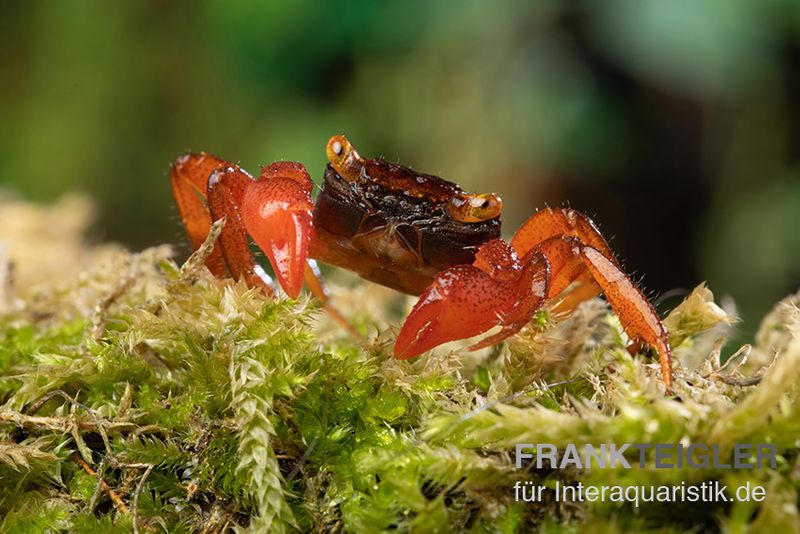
170 135 672 390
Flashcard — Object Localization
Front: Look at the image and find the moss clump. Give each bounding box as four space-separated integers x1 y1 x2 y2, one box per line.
1 196 799 532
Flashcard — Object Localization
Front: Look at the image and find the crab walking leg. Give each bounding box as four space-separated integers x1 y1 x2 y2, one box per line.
529 235 672 389
512 212 672 388
531 236 589 298
170 153 229 277
511 207 618 264
530 236 602 313
578 246 673 390
206 167 277 293
549 272 603 314
508 207 614 313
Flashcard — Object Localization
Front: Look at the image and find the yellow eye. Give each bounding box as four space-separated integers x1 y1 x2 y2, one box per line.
326 135 364 181
448 193 503 223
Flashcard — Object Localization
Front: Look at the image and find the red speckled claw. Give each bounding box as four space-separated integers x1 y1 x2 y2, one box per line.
394 266 516 359
395 239 551 360
467 253 550 350
241 163 314 299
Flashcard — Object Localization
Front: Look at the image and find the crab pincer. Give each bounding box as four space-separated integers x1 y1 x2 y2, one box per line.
394 239 549 359
240 162 314 299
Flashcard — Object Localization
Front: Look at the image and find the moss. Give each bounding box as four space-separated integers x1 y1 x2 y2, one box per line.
0 196 799 532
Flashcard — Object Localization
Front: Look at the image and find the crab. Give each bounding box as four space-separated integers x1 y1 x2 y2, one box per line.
170 135 673 390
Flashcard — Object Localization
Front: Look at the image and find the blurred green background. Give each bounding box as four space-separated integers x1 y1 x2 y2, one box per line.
1 0 799 341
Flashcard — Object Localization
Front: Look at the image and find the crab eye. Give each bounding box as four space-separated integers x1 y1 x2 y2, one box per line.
326 135 364 181
448 193 503 223
326 135 348 163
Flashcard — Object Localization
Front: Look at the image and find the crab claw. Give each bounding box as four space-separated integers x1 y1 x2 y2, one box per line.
241 163 314 299
394 266 517 359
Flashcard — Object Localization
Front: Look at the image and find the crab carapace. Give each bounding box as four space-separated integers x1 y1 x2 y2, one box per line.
170 135 673 391
312 136 503 295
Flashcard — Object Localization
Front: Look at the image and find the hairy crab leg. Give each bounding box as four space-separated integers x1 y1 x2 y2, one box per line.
549 272 603 314
578 246 673 390
396 208 673 390
511 207 617 263
170 153 229 277
527 236 603 313
535 238 673 389
530 236 590 299
206 166 277 293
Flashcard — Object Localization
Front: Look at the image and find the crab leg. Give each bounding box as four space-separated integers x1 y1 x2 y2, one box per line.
397 210 673 390
577 246 672 390
170 153 229 277
511 207 617 263
206 165 277 293
515 211 673 390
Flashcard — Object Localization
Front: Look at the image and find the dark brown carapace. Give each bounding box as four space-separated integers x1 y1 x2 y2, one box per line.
312 135 502 295
170 135 673 392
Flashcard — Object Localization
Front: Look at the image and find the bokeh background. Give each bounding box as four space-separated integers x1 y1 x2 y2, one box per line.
1 1 799 343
